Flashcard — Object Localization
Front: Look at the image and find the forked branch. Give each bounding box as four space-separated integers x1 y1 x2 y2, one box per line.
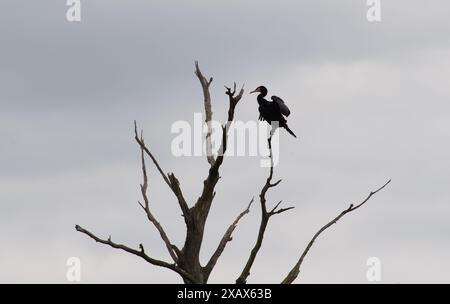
134 121 190 223
236 135 294 284
211 83 244 171
136 131 179 262
194 79 244 219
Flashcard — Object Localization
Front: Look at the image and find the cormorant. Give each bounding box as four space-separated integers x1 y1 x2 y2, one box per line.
250 86 297 138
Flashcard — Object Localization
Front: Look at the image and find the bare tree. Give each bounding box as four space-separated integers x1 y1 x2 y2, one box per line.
75 63 390 284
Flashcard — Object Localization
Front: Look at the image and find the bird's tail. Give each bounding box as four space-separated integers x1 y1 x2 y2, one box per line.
283 125 297 138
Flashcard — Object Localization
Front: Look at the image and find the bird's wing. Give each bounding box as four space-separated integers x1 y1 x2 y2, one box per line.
271 96 291 117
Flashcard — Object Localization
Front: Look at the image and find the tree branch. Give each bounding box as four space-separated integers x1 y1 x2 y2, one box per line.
134 121 190 223
137 133 179 262
167 173 191 223
236 136 294 284
194 61 215 166
203 198 254 278
268 201 295 216
75 225 197 283
195 83 244 217
281 179 392 284
178 79 244 282
211 83 244 170
134 121 171 187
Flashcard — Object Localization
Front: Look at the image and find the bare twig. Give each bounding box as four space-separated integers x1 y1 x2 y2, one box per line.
134 121 171 187
137 134 179 262
195 61 215 166
281 179 392 284
75 225 197 283
268 201 295 216
236 136 294 284
204 198 254 278
134 121 190 222
212 83 244 170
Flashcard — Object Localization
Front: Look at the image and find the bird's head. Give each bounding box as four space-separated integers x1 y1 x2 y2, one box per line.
250 86 268 96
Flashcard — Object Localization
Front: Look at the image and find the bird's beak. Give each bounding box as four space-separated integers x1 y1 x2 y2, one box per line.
250 88 259 94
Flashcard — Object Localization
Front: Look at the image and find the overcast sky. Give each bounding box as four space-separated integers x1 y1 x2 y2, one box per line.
1 0 450 283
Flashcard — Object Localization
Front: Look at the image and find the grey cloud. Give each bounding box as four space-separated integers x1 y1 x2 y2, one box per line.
1 0 450 283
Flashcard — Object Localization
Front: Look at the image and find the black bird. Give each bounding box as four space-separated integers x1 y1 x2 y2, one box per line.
250 86 297 138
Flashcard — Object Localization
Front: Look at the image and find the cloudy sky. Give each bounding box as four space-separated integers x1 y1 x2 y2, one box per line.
1 0 449 283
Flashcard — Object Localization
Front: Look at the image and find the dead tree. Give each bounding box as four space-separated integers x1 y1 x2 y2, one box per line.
75 62 390 284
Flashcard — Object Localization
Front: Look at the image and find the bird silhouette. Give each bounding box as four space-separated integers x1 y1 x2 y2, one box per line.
250 86 297 138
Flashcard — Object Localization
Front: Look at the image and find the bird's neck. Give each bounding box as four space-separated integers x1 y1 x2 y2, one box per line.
257 93 267 105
